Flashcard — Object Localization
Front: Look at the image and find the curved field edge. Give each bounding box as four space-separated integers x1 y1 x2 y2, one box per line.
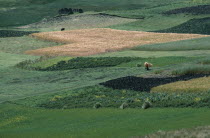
2 0 209 27
0 103 210 138
132 36 210 51
92 50 210 58
24 28 208 56
0 35 62 54
151 76 210 93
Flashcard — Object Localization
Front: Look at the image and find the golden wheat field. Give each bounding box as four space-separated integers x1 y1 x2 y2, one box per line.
151 76 210 93
26 28 208 56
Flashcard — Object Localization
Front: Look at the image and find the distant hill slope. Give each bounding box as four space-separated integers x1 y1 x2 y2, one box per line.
18 13 136 31
1 0 210 36
163 5 210 15
157 17 210 35
1 0 209 27
0 0 146 27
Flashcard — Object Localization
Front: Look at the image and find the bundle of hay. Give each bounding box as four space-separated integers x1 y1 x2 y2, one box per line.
144 62 153 70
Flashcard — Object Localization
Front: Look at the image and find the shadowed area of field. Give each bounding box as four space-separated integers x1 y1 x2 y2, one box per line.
163 5 210 15
157 17 210 35
0 30 39 38
25 28 208 56
101 74 209 92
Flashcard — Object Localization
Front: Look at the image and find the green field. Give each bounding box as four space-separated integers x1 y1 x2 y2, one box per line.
0 52 148 103
1 0 210 137
0 35 61 54
17 13 136 32
1 104 210 138
0 0 195 27
132 37 210 51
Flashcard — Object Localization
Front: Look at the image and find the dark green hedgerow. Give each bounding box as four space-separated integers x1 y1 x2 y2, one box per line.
0 30 39 38
16 57 140 71
16 56 198 71
44 57 139 71
39 85 210 109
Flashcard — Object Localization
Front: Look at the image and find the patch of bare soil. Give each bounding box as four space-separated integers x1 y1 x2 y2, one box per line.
100 74 210 92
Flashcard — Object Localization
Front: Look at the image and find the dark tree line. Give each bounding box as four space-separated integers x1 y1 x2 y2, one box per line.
58 8 84 15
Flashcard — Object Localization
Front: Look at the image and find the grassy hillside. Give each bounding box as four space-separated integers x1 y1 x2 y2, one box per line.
163 4 210 15
0 35 61 54
18 13 136 32
141 126 210 138
157 17 210 34
0 0 160 27
1 0 210 28
1 104 210 138
92 50 210 58
2 0 210 137
0 51 146 103
132 37 210 51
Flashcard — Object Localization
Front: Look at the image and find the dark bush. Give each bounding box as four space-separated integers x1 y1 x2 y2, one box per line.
119 102 129 109
93 102 102 109
78 9 84 13
142 100 152 109
58 8 74 15
0 30 39 38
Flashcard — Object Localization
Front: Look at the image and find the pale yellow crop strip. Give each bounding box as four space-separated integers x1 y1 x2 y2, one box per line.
151 76 210 93
25 28 209 57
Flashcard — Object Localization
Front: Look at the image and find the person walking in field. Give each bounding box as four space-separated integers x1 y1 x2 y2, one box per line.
144 62 152 70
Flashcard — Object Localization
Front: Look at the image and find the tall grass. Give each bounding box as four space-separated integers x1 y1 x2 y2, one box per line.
172 65 210 75
197 57 210 65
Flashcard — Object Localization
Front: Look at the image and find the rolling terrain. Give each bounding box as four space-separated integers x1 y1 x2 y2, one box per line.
1 0 210 137
26 28 208 56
